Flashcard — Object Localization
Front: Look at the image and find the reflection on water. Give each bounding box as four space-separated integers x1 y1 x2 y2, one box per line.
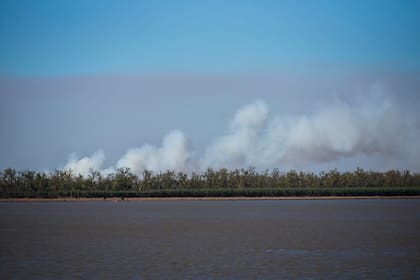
1 199 419 279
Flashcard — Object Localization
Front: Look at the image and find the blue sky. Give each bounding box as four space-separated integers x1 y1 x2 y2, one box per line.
1 1 420 173
1 0 419 76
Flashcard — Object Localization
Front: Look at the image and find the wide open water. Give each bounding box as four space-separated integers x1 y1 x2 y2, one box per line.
1 199 419 279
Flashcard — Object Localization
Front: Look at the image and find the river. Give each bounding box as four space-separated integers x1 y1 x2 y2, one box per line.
1 199 419 279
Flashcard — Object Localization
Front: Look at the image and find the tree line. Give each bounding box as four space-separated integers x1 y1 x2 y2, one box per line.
1 167 420 198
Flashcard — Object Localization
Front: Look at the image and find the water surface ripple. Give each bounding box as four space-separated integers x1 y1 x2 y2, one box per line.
1 199 419 279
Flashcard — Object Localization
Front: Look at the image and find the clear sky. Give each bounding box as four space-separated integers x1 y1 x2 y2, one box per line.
1 1 420 174
1 0 420 76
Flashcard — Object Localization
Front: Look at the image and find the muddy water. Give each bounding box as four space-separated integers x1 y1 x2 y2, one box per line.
1 199 419 279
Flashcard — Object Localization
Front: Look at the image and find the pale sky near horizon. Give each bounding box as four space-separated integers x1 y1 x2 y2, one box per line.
1 1 419 173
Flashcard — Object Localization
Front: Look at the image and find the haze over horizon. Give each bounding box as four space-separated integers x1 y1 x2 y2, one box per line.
1 0 419 175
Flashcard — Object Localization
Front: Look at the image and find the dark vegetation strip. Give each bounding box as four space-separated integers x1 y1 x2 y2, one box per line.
1 167 420 198
2 188 420 199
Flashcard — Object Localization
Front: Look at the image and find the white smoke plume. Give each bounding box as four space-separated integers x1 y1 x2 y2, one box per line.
202 96 414 169
116 130 191 175
63 95 420 176
64 150 107 177
201 100 269 169
276 103 405 166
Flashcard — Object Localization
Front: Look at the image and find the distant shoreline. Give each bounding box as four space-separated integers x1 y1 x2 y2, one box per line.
1 196 419 202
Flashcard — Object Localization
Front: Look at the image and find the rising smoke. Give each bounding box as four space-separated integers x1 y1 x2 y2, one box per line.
116 130 191 175
64 150 107 177
63 94 419 176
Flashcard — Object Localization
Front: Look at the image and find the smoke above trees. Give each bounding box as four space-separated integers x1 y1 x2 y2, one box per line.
64 94 420 177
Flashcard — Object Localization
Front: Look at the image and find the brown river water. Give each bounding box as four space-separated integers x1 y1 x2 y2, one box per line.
1 199 419 279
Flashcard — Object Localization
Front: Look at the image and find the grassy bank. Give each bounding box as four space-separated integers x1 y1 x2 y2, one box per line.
2 187 420 199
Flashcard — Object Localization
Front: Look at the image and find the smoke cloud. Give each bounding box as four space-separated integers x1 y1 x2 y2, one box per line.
64 150 106 177
116 130 191 175
201 100 269 169
63 95 420 176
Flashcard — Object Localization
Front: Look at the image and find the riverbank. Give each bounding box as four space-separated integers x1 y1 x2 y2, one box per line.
1 196 420 202
3 187 420 201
